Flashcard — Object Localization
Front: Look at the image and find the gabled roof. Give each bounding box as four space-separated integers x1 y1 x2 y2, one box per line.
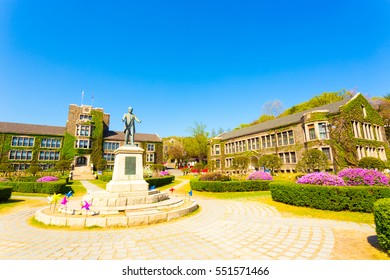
103 130 162 142
0 122 66 136
220 97 351 141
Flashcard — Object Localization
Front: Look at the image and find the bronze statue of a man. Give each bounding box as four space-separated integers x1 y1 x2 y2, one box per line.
122 107 141 145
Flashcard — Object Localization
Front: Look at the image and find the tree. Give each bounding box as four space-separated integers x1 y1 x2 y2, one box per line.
167 140 188 168
186 122 209 164
0 162 14 177
27 164 41 176
263 99 283 117
358 157 386 171
96 159 107 171
55 159 72 175
370 96 390 138
258 154 282 175
233 155 250 171
296 149 329 173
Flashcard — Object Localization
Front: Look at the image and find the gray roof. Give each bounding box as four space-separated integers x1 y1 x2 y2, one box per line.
0 122 66 136
220 98 351 140
103 131 162 142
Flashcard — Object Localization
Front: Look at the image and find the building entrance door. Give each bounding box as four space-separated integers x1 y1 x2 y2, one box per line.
76 156 87 166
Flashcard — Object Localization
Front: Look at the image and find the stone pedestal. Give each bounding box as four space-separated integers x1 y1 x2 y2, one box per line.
106 145 149 193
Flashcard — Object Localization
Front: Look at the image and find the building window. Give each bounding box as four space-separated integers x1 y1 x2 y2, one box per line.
291 152 296 163
288 130 294 144
12 163 30 171
76 125 92 136
147 144 155 152
285 153 291 163
308 124 316 140
213 144 220 155
11 136 34 147
103 142 120 151
39 151 60 161
216 159 221 168
9 150 32 160
79 114 92 121
266 136 271 148
225 158 233 168
41 138 62 148
103 153 115 162
75 140 91 149
271 134 276 147
277 133 283 146
282 132 288 145
318 123 328 139
321 147 331 160
362 105 367 118
146 153 155 163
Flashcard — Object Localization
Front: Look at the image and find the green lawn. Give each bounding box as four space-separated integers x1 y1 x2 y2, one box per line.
0 177 377 225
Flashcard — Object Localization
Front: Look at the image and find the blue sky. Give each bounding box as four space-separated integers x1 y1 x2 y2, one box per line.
1 0 390 137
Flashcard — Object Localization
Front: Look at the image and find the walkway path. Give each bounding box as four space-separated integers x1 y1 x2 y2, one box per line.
0 180 376 260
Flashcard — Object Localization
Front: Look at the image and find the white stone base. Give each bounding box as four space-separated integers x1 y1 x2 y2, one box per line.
106 179 149 193
107 144 149 193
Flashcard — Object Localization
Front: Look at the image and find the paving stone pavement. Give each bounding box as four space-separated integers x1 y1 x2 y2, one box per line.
0 180 376 260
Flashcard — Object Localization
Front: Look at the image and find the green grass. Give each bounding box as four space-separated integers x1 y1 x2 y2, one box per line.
194 189 375 224
89 179 107 190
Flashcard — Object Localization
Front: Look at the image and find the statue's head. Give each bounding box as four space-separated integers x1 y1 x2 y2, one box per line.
128 107 133 113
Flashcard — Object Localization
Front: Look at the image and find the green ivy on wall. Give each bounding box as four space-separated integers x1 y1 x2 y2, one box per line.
91 110 104 166
61 133 76 160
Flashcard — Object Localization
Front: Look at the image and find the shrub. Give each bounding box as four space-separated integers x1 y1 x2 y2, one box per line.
358 157 386 171
98 174 112 182
338 168 389 186
199 172 231 181
270 181 390 212
297 172 346 186
145 175 175 188
0 186 12 202
191 179 271 192
247 171 273 181
36 176 59 182
374 198 390 256
0 180 69 194
296 149 329 172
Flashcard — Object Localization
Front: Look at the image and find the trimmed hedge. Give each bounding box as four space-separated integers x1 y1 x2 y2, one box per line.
98 175 175 188
374 198 390 256
98 174 112 182
270 181 390 213
0 186 12 202
0 180 69 194
190 179 272 192
145 176 175 188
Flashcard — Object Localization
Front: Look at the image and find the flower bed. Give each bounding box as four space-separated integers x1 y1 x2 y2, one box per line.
36 176 59 182
247 171 273 181
297 172 345 186
338 168 389 186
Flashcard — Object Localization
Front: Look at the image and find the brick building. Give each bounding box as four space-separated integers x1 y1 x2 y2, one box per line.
208 93 389 173
0 104 162 174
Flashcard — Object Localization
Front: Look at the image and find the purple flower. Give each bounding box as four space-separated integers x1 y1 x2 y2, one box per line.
337 168 389 186
247 171 273 181
36 176 59 182
297 172 346 186
159 171 170 176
